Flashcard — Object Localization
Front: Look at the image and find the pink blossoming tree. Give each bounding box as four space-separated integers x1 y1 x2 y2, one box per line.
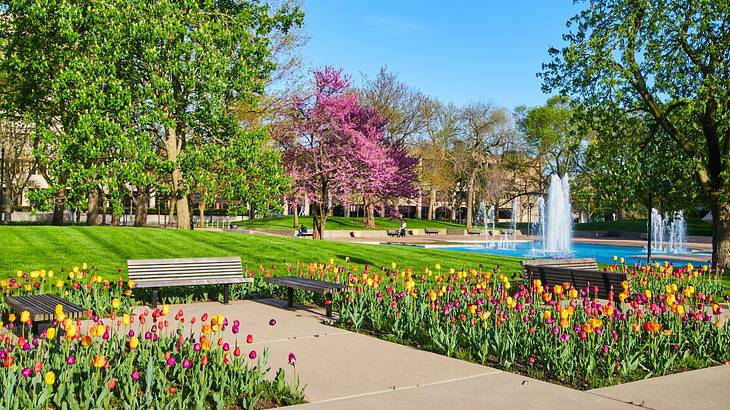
276 67 418 238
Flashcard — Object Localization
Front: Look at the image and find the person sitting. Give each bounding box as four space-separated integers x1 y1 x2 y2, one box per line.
296 224 308 238
397 220 407 237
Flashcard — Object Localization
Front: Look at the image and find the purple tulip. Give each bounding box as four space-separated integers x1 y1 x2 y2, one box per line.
128 330 135 337
131 370 141 381
560 333 570 342
249 350 257 360
67 356 76 365
145 331 152 340
103 331 110 340
22 343 30 351
232 325 239 335
223 343 230 352
528 356 535 365
182 359 192 369
194 343 201 353
601 344 610 353
0 350 6 360
21 367 31 377
166 356 176 367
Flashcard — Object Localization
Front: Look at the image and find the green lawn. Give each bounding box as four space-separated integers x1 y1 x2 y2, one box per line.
238 216 469 230
0 226 522 278
574 218 711 236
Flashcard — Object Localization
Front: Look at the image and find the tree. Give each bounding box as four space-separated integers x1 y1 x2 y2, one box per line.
452 103 512 229
131 1 301 229
417 101 460 220
516 96 585 178
542 0 730 265
0 121 35 222
277 67 417 237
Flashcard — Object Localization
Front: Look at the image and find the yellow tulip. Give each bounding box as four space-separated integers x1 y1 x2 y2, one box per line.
45 371 56 385
111 298 121 309
82 263 87 270
677 304 685 315
46 327 56 340
48 271 54 278
543 310 552 321
391 262 397 270
129 336 139 349
434 263 441 270
162 305 170 316
66 323 78 339
20 311 30 324
122 314 130 326
8 313 16 323
55 280 64 288
127 280 136 289
72 266 79 274
92 355 107 368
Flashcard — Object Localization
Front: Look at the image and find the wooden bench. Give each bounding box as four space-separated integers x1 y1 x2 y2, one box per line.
127 256 252 308
5 294 85 334
386 229 399 237
296 231 314 238
265 276 349 317
521 258 625 301
467 229 482 236
424 228 439 235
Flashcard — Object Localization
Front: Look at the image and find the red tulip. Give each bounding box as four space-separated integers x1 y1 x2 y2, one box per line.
246 334 253 344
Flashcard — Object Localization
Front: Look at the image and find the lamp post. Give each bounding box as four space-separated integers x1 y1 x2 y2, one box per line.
522 202 535 236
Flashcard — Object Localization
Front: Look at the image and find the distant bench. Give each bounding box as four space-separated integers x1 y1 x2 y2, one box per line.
265 276 349 317
5 294 85 334
521 258 626 302
467 229 482 236
424 228 439 235
386 229 399 237
127 256 252 308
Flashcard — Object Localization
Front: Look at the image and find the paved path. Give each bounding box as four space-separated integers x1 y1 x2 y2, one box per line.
111 299 725 409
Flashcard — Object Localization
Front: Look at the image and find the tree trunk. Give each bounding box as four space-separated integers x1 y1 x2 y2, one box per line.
617 208 625 221
364 200 376 228
168 199 175 227
199 203 205 228
87 189 100 226
292 204 299 228
465 172 477 229
101 194 107 225
2 185 12 223
134 188 148 227
710 197 730 268
52 189 66 225
312 201 327 239
164 126 190 229
111 213 120 226
428 189 436 221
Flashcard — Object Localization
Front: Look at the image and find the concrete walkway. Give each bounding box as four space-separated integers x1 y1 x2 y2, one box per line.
117 299 728 409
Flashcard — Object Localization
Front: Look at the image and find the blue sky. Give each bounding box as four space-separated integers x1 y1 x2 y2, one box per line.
301 0 582 109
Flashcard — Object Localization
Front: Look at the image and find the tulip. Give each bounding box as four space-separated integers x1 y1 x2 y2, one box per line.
46 328 56 340
45 370 55 385
108 378 117 390
201 355 209 366
182 358 192 369
66 356 76 365
92 355 107 368
21 367 31 378
166 356 176 367
288 352 297 366
269 319 277 326
249 350 257 360
234 346 241 357
246 334 253 344
131 370 141 381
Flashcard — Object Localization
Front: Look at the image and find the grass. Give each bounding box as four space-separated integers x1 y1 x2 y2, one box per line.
237 216 469 230
574 218 711 236
0 226 522 278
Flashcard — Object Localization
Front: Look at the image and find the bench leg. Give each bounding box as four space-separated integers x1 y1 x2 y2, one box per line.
151 289 158 309
325 292 333 318
287 287 294 308
33 321 52 337
223 285 230 304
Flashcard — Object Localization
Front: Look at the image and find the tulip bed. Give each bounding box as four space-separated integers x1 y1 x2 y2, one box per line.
317 260 728 389
0 265 305 409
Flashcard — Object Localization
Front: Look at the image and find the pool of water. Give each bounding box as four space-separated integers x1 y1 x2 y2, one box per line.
432 242 712 266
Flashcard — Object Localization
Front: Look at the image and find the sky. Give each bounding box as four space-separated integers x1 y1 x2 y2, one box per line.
301 0 582 110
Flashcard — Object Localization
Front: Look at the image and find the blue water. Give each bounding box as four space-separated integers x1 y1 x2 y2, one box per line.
438 242 712 266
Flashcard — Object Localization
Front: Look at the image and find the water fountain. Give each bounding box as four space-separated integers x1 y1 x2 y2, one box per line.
542 174 572 256
648 209 687 254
